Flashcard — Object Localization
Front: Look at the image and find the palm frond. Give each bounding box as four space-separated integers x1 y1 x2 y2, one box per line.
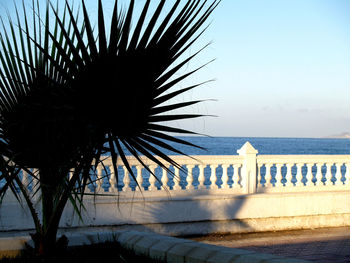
0 0 219 254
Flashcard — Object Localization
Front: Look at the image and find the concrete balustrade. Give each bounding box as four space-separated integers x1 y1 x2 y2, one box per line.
28 141 349 195
1 141 350 236
68 142 350 194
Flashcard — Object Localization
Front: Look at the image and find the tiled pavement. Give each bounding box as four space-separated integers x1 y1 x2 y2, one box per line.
190 227 350 263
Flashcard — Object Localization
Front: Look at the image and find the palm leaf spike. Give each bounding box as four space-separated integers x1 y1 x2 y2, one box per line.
147 123 201 135
133 0 164 50
122 138 174 194
108 0 121 53
18 35 72 84
151 100 205 115
21 1 35 82
81 1 98 59
154 50 214 98
14 4 33 88
32 0 39 69
6 12 28 95
118 0 134 54
43 4 50 74
52 3 68 82
0 61 15 110
139 132 203 157
127 0 150 51
61 2 91 65
57 6 84 83
147 0 181 48
36 0 42 67
13 174 42 231
0 19 23 99
97 0 107 55
122 137 185 183
48 1 59 79
114 141 144 192
118 139 165 190
145 0 193 51
153 79 213 106
172 2 219 57
49 5 84 72
0 32 19 108
46 2 86 76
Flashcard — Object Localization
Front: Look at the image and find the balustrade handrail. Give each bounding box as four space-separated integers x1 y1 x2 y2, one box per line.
6 141 350 198
257 154 350 164
100 155 244 166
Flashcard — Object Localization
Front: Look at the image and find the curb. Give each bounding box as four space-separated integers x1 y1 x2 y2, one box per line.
0 230 310 263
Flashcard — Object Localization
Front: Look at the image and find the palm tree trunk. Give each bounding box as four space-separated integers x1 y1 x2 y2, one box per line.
37 168 58 255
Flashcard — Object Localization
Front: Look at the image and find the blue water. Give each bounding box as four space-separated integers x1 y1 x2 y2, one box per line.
160 137 350 155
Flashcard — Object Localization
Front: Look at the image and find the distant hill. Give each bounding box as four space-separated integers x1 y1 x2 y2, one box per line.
325 132 350 139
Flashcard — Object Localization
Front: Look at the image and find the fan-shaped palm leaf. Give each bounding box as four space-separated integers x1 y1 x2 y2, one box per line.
46 0 219 182
0 0 219 256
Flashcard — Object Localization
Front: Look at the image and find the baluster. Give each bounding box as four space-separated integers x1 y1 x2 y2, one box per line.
257 164 262 187
96 166 103 192
173 166 181 190
265 164 272 187
122 167 131 191
108 165 116 192
315 163 323 186
324 163 332 186
21 170 29 192
159 167 166 190
27 169 38 201
181 165 188 190
198 165 205 189
209 164 217 189
233 164 242 188
32 169 39 193
69 170 74 181
68 170 74 194
285 163 292 187
305 163 313 186
135 166 143 191
334 163 343 186
295 163 303 186
345 163 350 185
148 165 157 191
275 164 282 187
166 166 172 189
221 164 229 189
85 171 93 193
186 165 195 190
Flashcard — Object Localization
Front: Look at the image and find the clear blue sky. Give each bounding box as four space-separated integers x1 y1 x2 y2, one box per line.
2 0 350 138
191 0 350 138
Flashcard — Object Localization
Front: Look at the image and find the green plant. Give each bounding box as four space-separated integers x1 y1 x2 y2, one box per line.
0 0 218 256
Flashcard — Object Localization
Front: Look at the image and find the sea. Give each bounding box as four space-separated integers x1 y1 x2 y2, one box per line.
159 137 350 155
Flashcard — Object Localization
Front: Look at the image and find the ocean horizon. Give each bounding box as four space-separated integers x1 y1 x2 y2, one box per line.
159 136 350 156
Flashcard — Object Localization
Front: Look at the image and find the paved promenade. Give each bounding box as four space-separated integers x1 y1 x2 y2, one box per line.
190 226 350 263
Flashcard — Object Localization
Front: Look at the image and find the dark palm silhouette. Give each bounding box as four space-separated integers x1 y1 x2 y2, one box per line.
0 0 219 256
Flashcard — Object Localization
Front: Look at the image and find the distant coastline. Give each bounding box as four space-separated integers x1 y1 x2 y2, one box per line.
324 132 350 139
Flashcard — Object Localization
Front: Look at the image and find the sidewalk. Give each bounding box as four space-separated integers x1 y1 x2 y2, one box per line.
190 226 350 263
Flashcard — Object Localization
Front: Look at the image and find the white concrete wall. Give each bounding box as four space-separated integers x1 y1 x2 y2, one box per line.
2 189 350 235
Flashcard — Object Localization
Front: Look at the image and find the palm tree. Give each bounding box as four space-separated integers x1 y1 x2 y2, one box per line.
0 0 219 257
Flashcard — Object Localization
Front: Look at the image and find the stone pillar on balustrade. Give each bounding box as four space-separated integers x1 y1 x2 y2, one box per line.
237 141 258 194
